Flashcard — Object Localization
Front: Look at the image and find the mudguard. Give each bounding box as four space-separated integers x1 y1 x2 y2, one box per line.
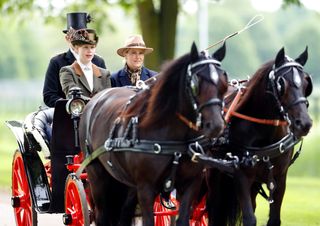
6 120 52 213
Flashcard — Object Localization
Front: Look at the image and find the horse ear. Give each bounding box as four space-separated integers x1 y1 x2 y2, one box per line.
212 42 226 61
275 47 285 68
190 42 199 62
295 46 308 66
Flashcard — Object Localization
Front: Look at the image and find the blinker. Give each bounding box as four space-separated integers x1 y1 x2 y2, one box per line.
292 68 301 88
210 65 219 84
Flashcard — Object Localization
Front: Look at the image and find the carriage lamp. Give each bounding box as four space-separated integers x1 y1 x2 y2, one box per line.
66 98 86 117
66 87 86 117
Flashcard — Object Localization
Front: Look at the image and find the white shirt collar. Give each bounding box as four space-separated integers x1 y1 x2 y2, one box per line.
77 60 94 91
77 60 93 71
70 47 79 61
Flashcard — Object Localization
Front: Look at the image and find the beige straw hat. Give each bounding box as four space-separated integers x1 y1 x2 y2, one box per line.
117 35 153 57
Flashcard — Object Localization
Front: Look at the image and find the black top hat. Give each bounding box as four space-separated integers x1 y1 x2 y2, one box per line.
63 12 93 33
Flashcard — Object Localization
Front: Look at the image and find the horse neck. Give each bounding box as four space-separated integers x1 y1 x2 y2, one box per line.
140 67 197 139
236 76 280 119
229 76 287 145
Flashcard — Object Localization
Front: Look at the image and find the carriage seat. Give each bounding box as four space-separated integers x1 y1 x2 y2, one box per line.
23 108 54 159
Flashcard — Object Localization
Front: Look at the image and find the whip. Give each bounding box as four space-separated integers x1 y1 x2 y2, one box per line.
204 14 264 51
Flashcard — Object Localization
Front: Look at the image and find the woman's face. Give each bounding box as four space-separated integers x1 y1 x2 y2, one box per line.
75 44 96 64
125 49 145 71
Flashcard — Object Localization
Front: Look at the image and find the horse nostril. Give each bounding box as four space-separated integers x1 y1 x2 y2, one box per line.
295 119 312 133
294 119 302 129
204 122 212 130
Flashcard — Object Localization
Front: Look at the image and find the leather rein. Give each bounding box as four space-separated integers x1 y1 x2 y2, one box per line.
224 85 288 126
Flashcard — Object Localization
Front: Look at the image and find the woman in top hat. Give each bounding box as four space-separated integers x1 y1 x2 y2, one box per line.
43 12 106 107
111 34 157 87
59 28 111 98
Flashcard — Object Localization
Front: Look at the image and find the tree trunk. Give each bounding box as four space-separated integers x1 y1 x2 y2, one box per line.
137 0 178 71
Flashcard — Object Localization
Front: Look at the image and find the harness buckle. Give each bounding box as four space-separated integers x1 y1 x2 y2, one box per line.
263 156 270 162
191 152 201 163
279 143 285 153
153 143 161 154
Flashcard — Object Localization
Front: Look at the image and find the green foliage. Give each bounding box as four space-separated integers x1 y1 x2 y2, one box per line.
0 18 47 79
0 0 320 79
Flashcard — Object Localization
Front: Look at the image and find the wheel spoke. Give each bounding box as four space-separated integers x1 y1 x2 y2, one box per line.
12 151 36 226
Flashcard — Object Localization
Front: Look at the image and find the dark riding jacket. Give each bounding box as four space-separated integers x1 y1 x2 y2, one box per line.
43 49 106 107
111 66 157 87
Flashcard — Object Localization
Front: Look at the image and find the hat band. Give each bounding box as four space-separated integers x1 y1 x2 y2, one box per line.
126 43 146 48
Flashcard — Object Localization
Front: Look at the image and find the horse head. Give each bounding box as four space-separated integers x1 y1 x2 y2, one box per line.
269 47 313 138
185 42 228 138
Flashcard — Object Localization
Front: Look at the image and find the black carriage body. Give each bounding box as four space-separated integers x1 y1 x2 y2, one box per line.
7 100 78 214
50 100 79 212
6 120 51 213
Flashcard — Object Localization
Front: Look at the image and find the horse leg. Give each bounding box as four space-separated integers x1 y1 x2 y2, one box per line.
267 175 287 226
118 187 138 226
251 182 261 212
176 177 203 226
136 186 156 226
235 172 256 226
87 161 127 226
207 170 238 226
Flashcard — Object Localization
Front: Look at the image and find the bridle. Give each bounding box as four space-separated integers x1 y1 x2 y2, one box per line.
177 55 226 131
268 59 311 124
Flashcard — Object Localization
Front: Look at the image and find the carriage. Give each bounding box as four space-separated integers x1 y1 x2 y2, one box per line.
6 43 313 226
6 91 209 226
7 86 217 226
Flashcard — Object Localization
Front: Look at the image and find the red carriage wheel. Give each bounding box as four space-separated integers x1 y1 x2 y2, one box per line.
154 195 178 226
12 150 38 226
189 194 208 226
63 173 90 226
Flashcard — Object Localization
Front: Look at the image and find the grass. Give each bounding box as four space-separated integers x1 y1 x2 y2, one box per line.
0 112 25 186
1 113 320 225
255 177 320 226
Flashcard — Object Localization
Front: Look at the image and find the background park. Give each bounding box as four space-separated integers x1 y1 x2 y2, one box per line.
0 0 319 225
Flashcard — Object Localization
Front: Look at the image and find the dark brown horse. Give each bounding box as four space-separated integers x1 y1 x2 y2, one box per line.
78 43 229 226
206 47 313 226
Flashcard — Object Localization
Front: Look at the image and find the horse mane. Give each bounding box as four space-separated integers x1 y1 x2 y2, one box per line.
123 53 191 128
234 60 274 112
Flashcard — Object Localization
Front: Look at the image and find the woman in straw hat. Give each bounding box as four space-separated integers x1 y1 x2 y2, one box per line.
111 34 157 87
60 28 111 98
111 35 176 210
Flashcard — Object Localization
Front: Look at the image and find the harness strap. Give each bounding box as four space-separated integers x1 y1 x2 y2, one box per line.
176 113 199 131
163 152 182 193
234 133 299 161
266 159 276 203
76 135 210 177
226 109 288 126
188 142 239 173
290 138 303 165
76 145 106 177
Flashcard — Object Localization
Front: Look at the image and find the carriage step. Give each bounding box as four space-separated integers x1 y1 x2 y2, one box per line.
11 196 20 208
62 213 72 225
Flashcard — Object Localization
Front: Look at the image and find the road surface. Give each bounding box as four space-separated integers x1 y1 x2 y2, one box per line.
0 188 143 226
0 188 65 226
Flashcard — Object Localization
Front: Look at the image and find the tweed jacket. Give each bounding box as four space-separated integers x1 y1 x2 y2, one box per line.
43 49 106 107
111 66 157 87
60 61 111 98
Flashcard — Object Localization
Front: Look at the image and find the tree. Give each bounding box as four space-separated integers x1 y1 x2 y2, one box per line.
1 0 302 69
